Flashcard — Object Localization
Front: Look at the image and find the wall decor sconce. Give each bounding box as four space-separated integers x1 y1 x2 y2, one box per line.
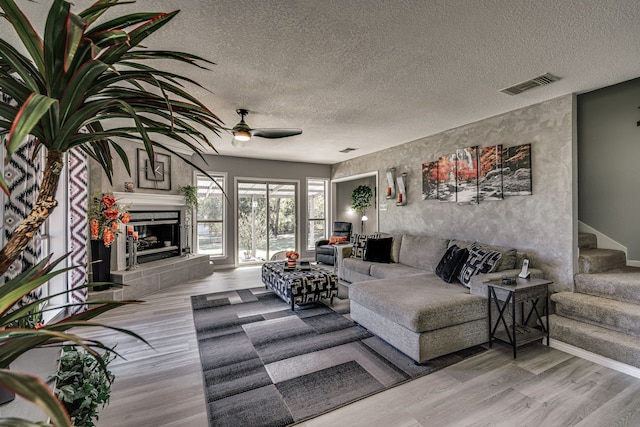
396 172 408 206
385 167 397 199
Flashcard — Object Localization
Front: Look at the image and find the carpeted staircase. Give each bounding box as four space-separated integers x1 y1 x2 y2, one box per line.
549 232 640 368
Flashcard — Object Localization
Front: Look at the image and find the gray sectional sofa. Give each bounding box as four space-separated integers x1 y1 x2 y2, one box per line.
336 233 541 363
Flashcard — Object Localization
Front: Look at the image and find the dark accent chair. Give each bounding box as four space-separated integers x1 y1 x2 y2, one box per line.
315 222 352 265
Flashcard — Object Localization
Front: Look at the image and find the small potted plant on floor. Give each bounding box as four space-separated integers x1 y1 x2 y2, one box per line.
49 346 116 427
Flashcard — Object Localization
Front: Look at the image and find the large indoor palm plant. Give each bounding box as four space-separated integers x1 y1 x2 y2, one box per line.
0 0 223 424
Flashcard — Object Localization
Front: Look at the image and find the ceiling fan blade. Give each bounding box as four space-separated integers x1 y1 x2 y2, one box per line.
251 128 302 139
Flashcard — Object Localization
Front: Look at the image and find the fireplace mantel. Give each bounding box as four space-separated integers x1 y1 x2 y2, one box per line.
113 191 184 207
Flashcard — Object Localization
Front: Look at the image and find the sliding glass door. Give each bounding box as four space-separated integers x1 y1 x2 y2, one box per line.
237 181 297 264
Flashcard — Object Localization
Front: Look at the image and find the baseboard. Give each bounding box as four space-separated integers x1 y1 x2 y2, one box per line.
550 338 640 379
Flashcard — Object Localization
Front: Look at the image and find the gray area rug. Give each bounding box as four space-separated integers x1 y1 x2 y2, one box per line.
191 287 485 426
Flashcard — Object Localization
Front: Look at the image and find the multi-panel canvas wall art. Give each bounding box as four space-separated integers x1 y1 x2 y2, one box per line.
421 143 532 205
422 161 439 200
455 147 479 204
437 154 457 202
503 144 532 196
478 145 503 201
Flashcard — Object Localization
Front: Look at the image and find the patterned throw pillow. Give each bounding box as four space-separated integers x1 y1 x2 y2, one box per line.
350 233 380 259
457 243 502 287
329 235 348 245
435 244 469 283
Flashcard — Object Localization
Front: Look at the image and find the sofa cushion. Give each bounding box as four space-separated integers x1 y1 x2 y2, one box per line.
349 274 487 333
435 245 469 283
389 234 403 263
350 233 380 259
458 243 502 287
364 237 393 263
343 257 373 276
369 263 425 279
482 244 517 271
398 235 449 272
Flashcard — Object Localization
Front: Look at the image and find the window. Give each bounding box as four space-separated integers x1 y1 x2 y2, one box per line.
196 173 225 257
307 178 328 250
236 180 297 264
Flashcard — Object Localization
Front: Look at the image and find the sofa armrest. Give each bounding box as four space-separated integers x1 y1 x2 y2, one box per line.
469 268 544 298
335 243 353 280
315 239 330 247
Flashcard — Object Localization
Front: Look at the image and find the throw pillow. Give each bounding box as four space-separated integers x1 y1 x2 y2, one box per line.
329 235 348 245
363 237 393 263
435 245 469 283
350 233 380 259
458 243 502 287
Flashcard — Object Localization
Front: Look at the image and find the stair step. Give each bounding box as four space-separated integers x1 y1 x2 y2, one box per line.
551 292 640 338
578 232 598 249
578 248 627 274
549 314 640 369
575 267 640 305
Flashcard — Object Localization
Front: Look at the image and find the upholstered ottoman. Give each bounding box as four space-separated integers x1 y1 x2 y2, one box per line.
261 262 338 310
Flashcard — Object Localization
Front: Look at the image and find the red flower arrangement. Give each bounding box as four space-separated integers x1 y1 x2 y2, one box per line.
89 193 130 247
285 250 299 260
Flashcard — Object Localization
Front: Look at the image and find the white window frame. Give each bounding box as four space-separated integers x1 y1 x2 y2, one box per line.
306 178 329 251
195 172 227 258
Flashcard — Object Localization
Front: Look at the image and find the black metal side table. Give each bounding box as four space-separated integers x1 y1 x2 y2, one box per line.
486 277 552 358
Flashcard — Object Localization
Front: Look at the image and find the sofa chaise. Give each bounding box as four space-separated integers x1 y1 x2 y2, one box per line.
336 233 542 363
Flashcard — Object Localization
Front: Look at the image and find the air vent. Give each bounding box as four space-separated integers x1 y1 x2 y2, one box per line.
339 147 357 153
500 73 561 96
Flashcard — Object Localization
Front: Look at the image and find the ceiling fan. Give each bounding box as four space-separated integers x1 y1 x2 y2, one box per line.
230 109 302 146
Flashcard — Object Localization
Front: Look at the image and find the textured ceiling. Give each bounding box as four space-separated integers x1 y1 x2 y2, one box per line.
4 1 640 164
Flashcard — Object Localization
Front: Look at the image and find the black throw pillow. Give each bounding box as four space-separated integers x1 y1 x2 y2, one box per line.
364 237 393 263
435 245 469 283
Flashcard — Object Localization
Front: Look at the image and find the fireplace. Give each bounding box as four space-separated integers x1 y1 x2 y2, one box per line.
112 192 186 271
127 210 182 264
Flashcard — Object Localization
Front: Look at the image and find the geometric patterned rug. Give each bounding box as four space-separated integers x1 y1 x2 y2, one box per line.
191 288 486 426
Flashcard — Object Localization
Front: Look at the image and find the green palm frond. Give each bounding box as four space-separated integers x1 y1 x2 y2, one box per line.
0 0 224 189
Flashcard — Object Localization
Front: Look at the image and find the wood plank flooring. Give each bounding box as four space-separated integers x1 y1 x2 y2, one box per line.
84 266 640 427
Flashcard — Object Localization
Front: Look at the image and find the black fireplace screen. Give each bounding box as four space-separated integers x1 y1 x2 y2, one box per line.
127 210 181 263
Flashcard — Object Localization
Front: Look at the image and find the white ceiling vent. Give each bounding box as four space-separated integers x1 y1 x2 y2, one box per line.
339 147 357 153
500 73 561 96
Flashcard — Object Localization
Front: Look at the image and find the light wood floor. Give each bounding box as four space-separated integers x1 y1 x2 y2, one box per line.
86 267 640 427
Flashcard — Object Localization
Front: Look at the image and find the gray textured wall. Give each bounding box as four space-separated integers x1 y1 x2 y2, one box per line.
192 154 331 267
332 95 576 291
578 77 640 262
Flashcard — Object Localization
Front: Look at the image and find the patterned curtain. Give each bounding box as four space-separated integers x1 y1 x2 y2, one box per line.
68 148 89 313
2 137 43 294
1 91 89 312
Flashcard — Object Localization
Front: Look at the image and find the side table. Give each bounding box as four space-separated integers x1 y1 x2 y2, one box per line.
333 243 352 274
486 277 552 358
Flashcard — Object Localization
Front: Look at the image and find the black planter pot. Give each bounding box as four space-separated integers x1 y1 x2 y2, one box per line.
0 385 15 405
90 240 112 291
0 366 15 405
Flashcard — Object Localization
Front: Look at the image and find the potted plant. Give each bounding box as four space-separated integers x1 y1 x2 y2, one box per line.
178 185 199 216
0 0 224 424
351 185 373 233
350 185 373 215
88 193 131 288
178 185 198 254
49 346 115 427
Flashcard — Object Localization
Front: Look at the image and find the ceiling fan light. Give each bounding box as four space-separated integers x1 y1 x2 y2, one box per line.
233 130 251 141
